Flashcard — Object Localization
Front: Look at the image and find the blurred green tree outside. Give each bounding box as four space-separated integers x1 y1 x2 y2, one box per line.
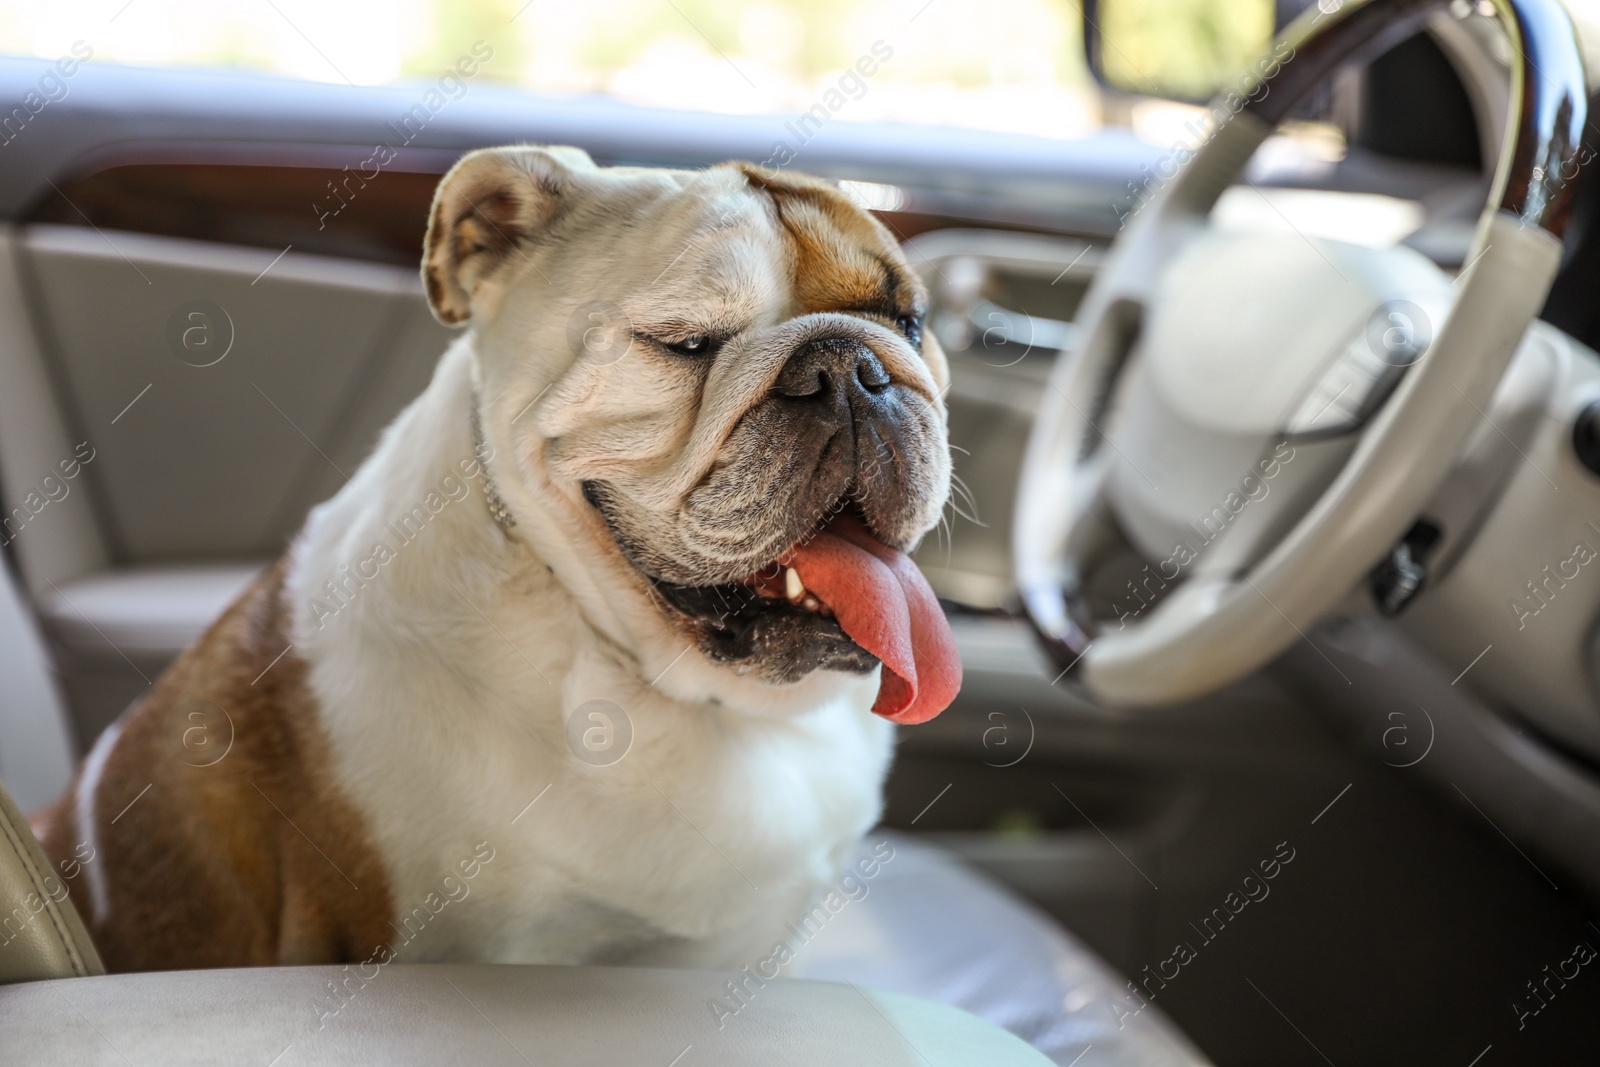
1097 0 1274 100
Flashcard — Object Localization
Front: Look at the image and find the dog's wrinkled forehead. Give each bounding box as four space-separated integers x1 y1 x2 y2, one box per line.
420 144 927 338
559 162 926 338
604 169 788 334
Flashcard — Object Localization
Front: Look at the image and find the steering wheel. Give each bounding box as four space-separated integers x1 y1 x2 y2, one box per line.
1015 0 1588 706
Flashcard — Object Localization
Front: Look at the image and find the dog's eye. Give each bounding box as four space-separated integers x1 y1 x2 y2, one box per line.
895 315 924 349
663 335 718 357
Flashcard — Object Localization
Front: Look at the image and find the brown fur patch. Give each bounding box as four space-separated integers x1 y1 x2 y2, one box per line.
35 562 396 972
734 164 922 318
733 164 949 391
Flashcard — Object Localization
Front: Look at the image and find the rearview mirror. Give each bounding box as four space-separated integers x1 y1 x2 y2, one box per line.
1083 0 1289 102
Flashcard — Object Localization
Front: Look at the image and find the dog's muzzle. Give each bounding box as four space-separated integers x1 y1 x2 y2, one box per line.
579 319 959 718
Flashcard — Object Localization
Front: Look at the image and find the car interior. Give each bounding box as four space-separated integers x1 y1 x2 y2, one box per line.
3 0 1600 1063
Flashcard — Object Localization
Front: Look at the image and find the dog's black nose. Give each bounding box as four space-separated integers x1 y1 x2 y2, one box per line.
773 337 891 400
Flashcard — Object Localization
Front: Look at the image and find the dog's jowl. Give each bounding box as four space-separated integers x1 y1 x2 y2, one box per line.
34 146 961 972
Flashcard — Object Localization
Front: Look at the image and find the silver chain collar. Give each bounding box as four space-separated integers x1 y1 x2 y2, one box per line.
470 397 516 530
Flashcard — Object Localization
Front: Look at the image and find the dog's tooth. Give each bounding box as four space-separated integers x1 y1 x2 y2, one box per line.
785 566 805 601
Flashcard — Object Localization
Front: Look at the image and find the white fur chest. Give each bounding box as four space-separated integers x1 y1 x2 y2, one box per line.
306 613 893 969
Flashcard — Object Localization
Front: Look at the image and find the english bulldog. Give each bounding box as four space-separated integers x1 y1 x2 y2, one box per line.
35 146 961 973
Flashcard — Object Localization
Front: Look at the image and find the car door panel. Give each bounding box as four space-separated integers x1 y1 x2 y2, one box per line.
19 224 452 560
10 223 454 742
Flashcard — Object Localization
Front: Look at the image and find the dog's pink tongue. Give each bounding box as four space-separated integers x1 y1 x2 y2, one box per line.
783 515 961 724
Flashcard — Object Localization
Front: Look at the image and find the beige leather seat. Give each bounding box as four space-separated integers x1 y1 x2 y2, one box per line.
3 960 1056 1065
0 546 104 984
0 775 102 984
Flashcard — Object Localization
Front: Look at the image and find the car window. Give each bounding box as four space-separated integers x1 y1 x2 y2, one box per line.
0 0 1100 140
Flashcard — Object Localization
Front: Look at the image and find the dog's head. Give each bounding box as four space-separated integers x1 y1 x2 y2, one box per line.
422 145 958 722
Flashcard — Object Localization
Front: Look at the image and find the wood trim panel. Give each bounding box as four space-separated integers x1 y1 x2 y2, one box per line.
23 159 1068 266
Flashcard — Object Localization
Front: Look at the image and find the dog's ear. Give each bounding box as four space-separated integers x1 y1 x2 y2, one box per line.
422 145 592 325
